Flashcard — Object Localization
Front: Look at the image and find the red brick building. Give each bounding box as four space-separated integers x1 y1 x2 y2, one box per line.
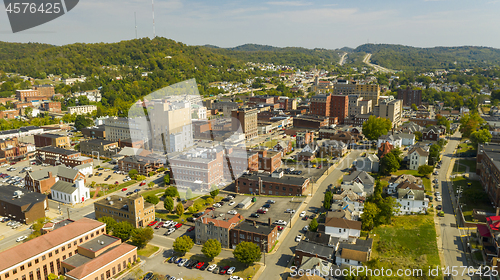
229 220 279 253
255 149 282 173
25 165 86 194
119 155 164 176
236 171 310 196
36 146 92 167
42 101 62 113
310 94 349 124
397 88 422 107
0 109 20 119
0 137 28 161
293 116 329 129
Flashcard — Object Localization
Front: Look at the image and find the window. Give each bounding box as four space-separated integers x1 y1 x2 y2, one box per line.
29 273 33 280
85 236 88 240
69 253 72 257
48 253 52 257
106 271 110 279
123 261 126 269
5 274 9 279
27 263 31 268
49 263 54 274
62 256 66 261
34 259 39 264
42 266 47 277
112 268 115 275
20 266 24 272
56 259 60 271
55 250 58 254
74 241 77 246
68 243 71 248
133 256 136 262
35 269 40 280
79 238 83 243
101 274 104 280
61 247 65 252
118 264 121 272
13 270 16 275
22 276 26 280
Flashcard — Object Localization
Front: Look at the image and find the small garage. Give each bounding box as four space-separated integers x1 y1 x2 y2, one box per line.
237 197 252 208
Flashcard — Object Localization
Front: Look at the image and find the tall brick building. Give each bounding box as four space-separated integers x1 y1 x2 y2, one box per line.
397 88 422 107
310 94 349 124
231 108 258 140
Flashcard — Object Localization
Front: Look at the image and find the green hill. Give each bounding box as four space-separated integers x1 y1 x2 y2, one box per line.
0 41 55 61
353 44 500 70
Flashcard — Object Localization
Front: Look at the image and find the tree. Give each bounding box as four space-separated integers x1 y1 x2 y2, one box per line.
362 115 392 140
389 148 403 164
164 186 179 197
380 152 400 175
147 181 154 188
376 196 399 225
233 242 261 266
74 114 93 131
98 216 116 234
360 202 379 230
24 107 33 118
176 203 184 216
201 239 221 259
163 173 170 185
130 227 154 249
418 165 434 177
414 131 422 141
128 169 138 179
186 188 194 200
173 236 194 255
164 196 174 212
323 191 332 210
145 194 159 205
436 115 451 133
460 112 485 138
309 218 318 232
206 197 214 206
136 175 146 181
27 217 51 240
47 274 65 280
210 186 219 198
411 104 418 111
470 129 492 146
77 95 90 105
428 144 441 165
113 221 134 241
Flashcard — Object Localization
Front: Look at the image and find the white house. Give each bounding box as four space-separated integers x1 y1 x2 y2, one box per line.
342 171 375 196
331 190 365 220
398 133 415 146
408 147 429 170
387 174 423 194
339 181 365 197
324 214 362 242
301 143 318 154
377 134 402 148
397 189 429 214
355 154 379 172
50 179 90 205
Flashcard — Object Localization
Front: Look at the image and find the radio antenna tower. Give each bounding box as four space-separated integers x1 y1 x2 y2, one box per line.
134 12 138 39
152 0 156 38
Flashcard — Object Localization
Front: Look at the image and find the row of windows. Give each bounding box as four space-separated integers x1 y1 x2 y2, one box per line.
93 256 136 280
3 228 105 279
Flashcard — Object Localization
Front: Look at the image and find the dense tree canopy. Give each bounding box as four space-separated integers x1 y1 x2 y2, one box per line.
362 116 392 140
233 242 261 266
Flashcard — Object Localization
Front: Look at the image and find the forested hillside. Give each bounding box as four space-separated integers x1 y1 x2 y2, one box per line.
0 41 54 61
354 44 500 70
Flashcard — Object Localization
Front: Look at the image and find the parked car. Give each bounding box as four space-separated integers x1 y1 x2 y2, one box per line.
295 235 302 242
250 213 260 218
229 277 244 280
256 209 267 214
200 263 209 270
207 264 217 272
165 228 175 235
178 259 188 267
219 266 230 275
229 201 235 206
275 220 287 226
187 226 195 232
436 205 442 210
227 210 237 215
126 192 133 196
139 182 146 186
143 273 154 280
147 221 157 226
227 267 236 275
168 256 177 263
266 200 276 204
263 203 271 208
155 222 164 229
277 226 284 231
195 262 205 269
122 188 128 191
212 266 220 274
175 223 183 229
299 211 306 217
134 189 140 193
174 258 183 264
303 225 309 231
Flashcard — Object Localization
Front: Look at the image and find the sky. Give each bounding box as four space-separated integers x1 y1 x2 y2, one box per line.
1 0 500 49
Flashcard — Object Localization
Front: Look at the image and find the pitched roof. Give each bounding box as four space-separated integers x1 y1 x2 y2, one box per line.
324 214 362 230
28 166 81 181
397 181 424 191
51 181 76 194
377 141 393 158
397 189 426 201
66 243 136 279
389 174 422 186
295 240 335 260
340 181 364 194
408 147 429 157
340 248 369 262
343 170 374 185
0 218 104 272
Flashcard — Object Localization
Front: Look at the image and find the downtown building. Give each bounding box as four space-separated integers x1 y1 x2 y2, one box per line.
310 94 349 124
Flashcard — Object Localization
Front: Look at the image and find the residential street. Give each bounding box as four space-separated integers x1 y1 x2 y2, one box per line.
436 131 471 279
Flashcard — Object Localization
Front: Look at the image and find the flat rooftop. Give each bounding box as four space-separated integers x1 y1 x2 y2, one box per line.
62 254 92 268
79 234 120 252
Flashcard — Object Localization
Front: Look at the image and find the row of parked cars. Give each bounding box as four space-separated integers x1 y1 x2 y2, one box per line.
166 256 241 278
2 218 23 229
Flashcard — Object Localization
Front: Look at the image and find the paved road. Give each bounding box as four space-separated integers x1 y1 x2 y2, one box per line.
339 52 347 66
261 149 363 280
362 53 395 73
437 131 471 279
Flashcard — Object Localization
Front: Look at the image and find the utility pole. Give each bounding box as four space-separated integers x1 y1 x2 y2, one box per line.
67 208 70 220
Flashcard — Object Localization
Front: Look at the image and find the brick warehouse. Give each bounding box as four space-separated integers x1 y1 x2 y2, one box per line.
236 171 310 196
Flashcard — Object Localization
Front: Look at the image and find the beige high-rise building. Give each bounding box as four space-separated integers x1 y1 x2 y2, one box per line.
147 100 193 152
374 98 402 128
231 108 258 140
333 81 380 109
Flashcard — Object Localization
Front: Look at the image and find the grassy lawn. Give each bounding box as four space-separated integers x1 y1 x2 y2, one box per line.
368 215 440 279
216 258 261 279
310 158 329 163
451 176 494 221
452 159 477 174
136 244 159 258
457 142 476 156
261 139 278 148
155 212 194 223
452 162 468 174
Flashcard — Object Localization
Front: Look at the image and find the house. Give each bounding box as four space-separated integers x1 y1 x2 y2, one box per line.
291 256 335 280
422 126 441 141
293 240 335 267
50 179 90 205
339 181 365 197
399 122 422 134
478 216 500 262
229 220 278 253
72 162 93 176
335 239 373 267
195 210 244 248
331 190 365 215
377 134 402 148
408 147 429 170
342 171 375 196
377 141 393 159
324 213 362 242
297 151 315 162
387 174 423 194
396 189 429 214
273 140 293 156
355 153 379 172
398 133 416 146
303 231 339 248
330 131 361 144
318 140 347 157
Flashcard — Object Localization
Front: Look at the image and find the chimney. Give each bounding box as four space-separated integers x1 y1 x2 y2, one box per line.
48 171 52 178
496 207 499 217
268 218 271 226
